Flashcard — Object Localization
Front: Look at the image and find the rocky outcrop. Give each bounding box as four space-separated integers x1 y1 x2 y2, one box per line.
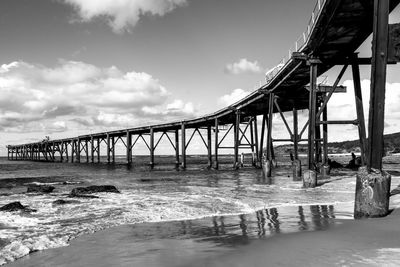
52 199 80 205
68 185 120 198
27 184 55 193
70 185 120 196
0 202 36 212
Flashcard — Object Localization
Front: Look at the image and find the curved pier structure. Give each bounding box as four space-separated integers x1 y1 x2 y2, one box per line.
7 0 400 173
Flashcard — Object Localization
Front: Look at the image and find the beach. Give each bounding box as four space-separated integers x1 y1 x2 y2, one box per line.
1 155 400 266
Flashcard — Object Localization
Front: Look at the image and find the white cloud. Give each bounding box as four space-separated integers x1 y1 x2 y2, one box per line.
225 58 263 75
218 88 251 107
61 0 187 33
0 60 196 133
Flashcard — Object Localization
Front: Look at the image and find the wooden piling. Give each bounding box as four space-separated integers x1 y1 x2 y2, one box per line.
368 0 389 171
207 125 212 169
308 59 318 171
91 136 94 163
97 138 101 163
107 134 111 163
259 114 266 161
253 116 260 166
181 123 186 169
126 130 132 164
354 0 391 219
234 110 240 169
76 139 81 163
214 119 219 170
150 128 155 169
111 136 115 163
175 129 180 169
351 54 368 166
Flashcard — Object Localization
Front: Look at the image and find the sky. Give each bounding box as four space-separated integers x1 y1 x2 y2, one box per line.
1 0 400 156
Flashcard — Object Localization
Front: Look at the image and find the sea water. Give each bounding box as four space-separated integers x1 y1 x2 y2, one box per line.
0 155 399 265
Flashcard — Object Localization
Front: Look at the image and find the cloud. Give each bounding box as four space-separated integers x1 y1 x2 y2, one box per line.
61 0 187 33
0 60 196 133
225 58 263 75
218 89 251 107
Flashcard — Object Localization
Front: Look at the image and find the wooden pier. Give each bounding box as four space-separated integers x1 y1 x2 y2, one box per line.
7 0 400 184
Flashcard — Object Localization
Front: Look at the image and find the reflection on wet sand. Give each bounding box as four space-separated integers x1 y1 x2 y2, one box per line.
129 204 337 248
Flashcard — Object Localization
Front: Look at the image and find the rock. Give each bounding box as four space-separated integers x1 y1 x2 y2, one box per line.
69 185 120 197
52 199 80 205
68 194 99 199
27 184 55 194
0 202 36 212
0 202 25 211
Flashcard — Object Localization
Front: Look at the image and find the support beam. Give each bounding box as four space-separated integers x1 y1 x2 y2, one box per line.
308 59 319 171
175 129 180 169
234 110 241 168
253 116 259 166
293 108 299 160
181 123 186 169
352 54 368 165
127 131 132 164
111 136 115 163
97 138 101 163
368 0 389 170
91 136 95 163
214 119 219 170
107 134 111 163
266 94 274 161
207 125 212 169
150 128 155 169
76 138 81 163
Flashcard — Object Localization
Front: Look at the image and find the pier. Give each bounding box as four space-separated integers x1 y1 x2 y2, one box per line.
7 0 400 181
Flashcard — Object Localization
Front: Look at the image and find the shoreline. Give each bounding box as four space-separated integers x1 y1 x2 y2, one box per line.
8 200 399 267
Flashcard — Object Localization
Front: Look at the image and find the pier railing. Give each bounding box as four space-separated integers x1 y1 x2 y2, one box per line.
265 0 326 82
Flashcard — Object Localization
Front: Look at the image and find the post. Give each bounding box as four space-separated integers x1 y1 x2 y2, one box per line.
292 108 302 181
253 116 259 166
355 0 391 219
207 125 212 169
321 95 330 177
127 131 132 164
259 114 266 161
234 110 240 169
76 138 81 163
111 136 115 163
263 93 274 177
175 129 180 169
60 142 64 162
181 123 186 169
85 140 89 163
107 134 111 163
214 119 219 170
71 140 75 163
65 142 69 162
91 135 95 163
150 128 155 169
352 54 367 166
97 138 101 163
304 58 319 188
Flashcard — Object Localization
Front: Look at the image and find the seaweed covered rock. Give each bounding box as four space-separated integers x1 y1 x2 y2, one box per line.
69 185 120 197
27 184 55 194
52 199 80 205
0 202 36 212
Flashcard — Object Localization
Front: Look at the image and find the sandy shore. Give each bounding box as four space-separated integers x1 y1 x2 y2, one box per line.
7 197 400 267
196 209 400 267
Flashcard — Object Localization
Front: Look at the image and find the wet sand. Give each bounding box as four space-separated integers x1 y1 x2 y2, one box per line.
197 209 400 267
7 198 400 267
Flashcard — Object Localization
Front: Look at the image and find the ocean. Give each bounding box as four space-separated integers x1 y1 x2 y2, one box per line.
1 154 399 266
